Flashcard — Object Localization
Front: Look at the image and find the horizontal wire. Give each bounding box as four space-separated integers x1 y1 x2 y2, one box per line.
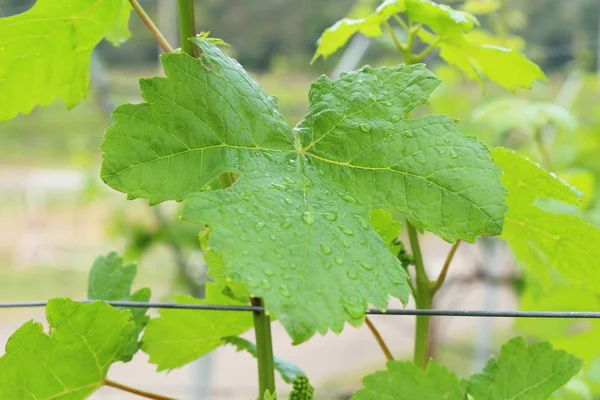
1 300 599 319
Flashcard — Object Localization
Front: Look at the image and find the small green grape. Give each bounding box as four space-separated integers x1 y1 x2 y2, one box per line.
289 375 314 400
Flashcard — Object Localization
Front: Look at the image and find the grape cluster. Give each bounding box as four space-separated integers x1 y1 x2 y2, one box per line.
289 375 314 400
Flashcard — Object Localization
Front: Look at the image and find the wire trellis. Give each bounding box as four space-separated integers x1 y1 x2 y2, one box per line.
0 300 598 319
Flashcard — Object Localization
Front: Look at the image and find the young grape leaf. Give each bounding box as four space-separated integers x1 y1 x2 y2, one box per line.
88 252 151 362
222 336 305 383
141 283 253 371
467 337 583 399
493 148 600 290
461 0 502 15
0 0 131 121
370 209 403 254
101 38 506 343
352 359 466 399
0 299 135 399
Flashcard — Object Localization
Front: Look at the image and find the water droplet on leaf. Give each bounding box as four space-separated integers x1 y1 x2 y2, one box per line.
302 211 314 224
338 225 355 236
254 221 265 231
404 132 414 138
322 211 338 221
262 268 274 276
334 257 344 265
339 192 358 204
451 150 458 159
281 219 292 228
360 262 374 271
279 285 291 298
360 123 372 133
320 243 332 255
391 115 400 122
346 270 358 279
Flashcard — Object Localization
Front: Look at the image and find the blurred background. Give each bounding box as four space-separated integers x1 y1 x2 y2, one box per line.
2 0 600 398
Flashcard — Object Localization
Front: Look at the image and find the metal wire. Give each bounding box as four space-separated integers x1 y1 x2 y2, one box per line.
0 300 599 319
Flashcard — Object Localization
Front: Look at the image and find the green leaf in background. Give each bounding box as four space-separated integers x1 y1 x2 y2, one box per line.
223 336 305 383
0 299 134 399
102 39 506 343
467 337 583 399
88 252 151 361
0 0 131 121
141 283 253 371
351 359 466 399
493 147 600 290
369 209 402 254
461 0 502 15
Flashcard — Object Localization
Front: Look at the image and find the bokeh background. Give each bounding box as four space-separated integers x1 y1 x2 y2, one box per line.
2 0 600 398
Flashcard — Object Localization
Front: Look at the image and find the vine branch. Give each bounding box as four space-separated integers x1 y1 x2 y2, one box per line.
127 0 174 53
365 317 394 361
104 379 175 400
432 240 461 295
177 0 199 57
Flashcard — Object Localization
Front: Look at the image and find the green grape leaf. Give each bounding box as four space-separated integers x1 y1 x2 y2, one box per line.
102 39 506 343
0 299 135 399
370 209 402 254
311 0 406 63
88 252 151 362
222 336 305 383
0 0 131 121
467 337 583 399
461 0 502 15
141 283 253 371
493 148 600 290
352 359 466 399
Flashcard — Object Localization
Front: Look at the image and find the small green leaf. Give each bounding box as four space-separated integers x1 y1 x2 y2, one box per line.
493 148 600 290
461 0 502 15
0 299 135 399
0 0 131 121
467 337 583 399
370 209 402 254
223 336 305 384
88 252 151 361
352 359 466 399
142 283 253 371
102 39 506 343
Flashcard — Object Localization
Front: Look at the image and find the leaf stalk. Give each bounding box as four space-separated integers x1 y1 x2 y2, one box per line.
251 297 276 398
432 240 461 295
127 0 174 53
365 317 394 361
177 0 199 57
104 378 175 400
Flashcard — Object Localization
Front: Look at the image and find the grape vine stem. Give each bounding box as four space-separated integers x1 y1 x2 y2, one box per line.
127 0 174 53
177 0 199 57
104 379 175 400
365 317 394 361
432 240 461 295
251 297 276 398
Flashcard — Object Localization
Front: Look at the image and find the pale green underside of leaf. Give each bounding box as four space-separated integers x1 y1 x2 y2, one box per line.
141 283 253 371
87 252 151 362
493 148 600 291
467 337 583 400
223 336 305 383
351 359 466 399
0 0 131 121
0 299 134 400
102 38 505 343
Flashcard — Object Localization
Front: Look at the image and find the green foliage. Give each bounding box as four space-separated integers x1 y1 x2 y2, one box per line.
353 337 582 400
352 359 465 399
223 336 305 384
493 147 600 290
289 375 315 400
369 209 402 254
0 0 131 121
141 283 253 371
313 0 545 90
467 337 583 399
0 299 135 399
88 252 151 361
101 38 506 343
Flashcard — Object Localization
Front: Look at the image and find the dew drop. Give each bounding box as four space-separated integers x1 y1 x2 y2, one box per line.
246 277 259 288
284 198 294 206
240 235 249 242
242 249 250 255
346 270 358 279
254 221 265 231
384 101 393 107
339 192 358 204
391 115 400 122
444 138 451 144
451 150 458 159
419 159 426 165
436 148 446 155
316 288 323 295
269 234 277 241
341 297 365 319
279 285 291 298
369 94 377 102
263 153 276 163
320 243 332 255
271 182 285 190
322 211 338 221
302 211 315 225
427 181 434 188
360 262 374 271
334 257 344 265
261 279 271 289
355 216 370 230
262 268 274 276
284 176 295 184
342 240 350 249
404 131 415 138
323 262 332 270
338 225 355 236
359 123 372 133
281 218 292 228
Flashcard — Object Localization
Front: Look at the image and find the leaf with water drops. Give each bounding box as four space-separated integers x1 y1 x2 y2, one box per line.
493 148 600 291
87 252 151 362
352 359 466 400
102 38 505 343
0 0 131 121
0 299 135 399
467 337 583 399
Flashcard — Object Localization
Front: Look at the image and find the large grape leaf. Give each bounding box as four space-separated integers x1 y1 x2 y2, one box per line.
352 360 466 399
467 337 583 400
493 148 600 290
88 252 151 361
141 283 253 371
101 38 506 343
0 0 131 121
0 299 134 399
